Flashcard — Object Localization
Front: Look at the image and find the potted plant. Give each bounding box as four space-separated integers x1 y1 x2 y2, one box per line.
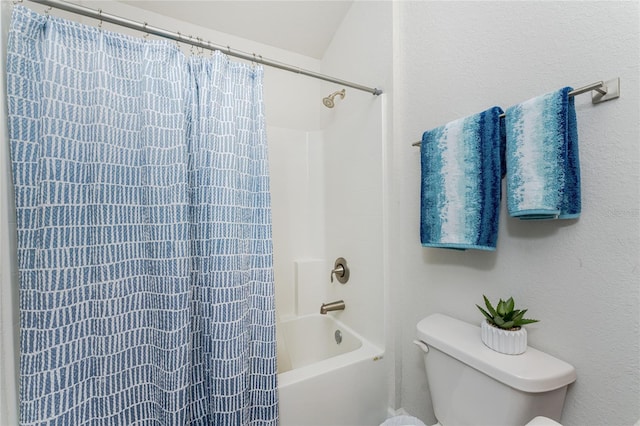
476 295 539 355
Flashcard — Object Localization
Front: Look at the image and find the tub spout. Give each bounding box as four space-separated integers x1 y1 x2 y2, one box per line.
320 300 345 315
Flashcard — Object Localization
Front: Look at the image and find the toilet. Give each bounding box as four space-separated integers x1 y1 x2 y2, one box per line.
406 313 576 426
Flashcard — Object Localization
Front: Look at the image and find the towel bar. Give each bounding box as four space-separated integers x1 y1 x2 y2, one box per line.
411 78 620 147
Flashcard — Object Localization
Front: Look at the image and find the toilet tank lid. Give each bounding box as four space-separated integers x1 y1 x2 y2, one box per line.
416 314 576 393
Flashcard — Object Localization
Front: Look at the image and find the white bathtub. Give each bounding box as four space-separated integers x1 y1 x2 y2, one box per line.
277 314 387 426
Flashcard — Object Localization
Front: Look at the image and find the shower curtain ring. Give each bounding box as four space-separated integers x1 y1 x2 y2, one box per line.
97 9 103 29
196 37 204 55
188 36 195 55
142 22 149 39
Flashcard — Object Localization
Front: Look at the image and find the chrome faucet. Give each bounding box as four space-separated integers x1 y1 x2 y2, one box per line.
320 300 345 315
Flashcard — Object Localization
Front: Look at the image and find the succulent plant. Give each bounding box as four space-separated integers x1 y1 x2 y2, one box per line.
477 295 539 330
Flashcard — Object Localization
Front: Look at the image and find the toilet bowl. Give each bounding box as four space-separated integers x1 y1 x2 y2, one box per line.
410 313 576 426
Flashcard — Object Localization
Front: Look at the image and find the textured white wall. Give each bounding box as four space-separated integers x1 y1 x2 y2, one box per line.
392 2 639 426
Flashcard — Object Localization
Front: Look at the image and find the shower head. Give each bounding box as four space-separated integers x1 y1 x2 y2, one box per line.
322 89 346 108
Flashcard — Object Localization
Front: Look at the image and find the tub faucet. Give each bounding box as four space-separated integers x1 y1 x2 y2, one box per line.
320 300 345 314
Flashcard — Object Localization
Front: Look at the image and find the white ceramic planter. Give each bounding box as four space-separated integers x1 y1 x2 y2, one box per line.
480 319 527 355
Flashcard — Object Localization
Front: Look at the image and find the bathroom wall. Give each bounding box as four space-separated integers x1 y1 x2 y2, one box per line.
6 2 637 426
392 2 639 426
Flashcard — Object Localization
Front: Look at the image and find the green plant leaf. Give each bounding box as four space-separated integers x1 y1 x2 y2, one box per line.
512 310 525 322
483 295 497 317
501 320 515 329
477 305 494 322
479 295 539 327
505 297 515 313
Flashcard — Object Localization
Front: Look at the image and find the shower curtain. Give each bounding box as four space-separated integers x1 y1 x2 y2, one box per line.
7 6 278 425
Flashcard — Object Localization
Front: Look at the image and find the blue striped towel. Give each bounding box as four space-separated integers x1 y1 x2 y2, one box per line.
506 87 581 220
420 106 504 251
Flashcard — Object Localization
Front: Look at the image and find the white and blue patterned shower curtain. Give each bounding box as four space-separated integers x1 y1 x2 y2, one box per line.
6 6 278 425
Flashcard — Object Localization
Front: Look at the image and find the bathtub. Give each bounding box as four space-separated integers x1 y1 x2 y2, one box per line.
277 314 387 426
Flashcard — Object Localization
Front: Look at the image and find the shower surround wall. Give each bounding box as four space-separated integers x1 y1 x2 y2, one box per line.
268 127 325 320
320 1 392 352
392 2 640 426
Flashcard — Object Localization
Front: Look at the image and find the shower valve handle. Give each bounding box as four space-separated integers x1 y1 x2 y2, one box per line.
330 265 344 282
330 257 349 284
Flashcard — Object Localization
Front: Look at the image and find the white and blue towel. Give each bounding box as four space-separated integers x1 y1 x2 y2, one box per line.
420 106 504 251
506 87 581 219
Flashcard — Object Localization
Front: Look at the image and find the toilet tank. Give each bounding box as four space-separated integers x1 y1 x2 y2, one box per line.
415 314 576 426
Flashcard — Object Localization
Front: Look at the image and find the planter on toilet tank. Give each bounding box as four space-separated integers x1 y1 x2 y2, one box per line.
477 295 539 355
480 319 528 355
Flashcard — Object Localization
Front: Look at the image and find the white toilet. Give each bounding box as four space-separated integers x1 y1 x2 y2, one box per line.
412 313 576 426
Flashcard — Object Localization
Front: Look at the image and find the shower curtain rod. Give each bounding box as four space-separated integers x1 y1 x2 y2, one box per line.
411 78 621 147
24 0 384 96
